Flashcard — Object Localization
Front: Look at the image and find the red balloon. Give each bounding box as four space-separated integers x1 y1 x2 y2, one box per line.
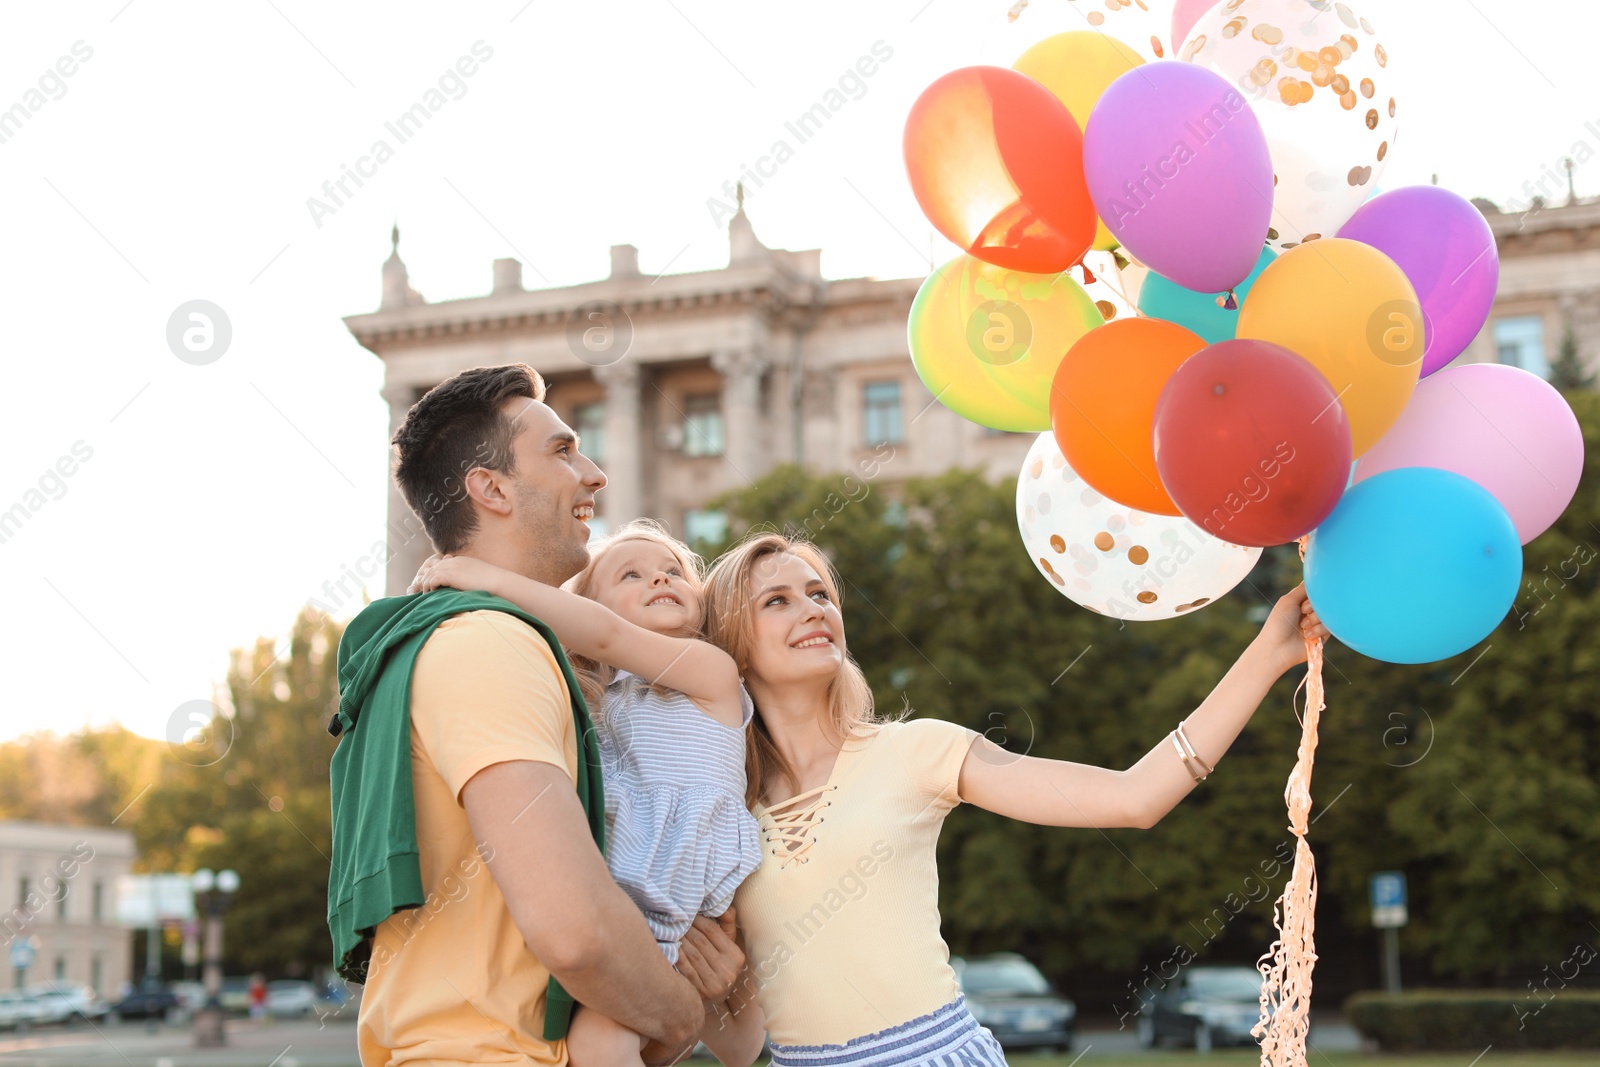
1152 340 1352 547
904 66 1096 274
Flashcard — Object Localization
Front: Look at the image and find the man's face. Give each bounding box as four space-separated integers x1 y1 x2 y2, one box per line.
498 397 606 584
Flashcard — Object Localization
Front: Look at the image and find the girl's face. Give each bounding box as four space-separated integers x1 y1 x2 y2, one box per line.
742 552 845 689
591 539 703 637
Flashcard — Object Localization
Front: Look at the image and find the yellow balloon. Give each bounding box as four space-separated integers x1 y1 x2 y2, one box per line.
1013 31 1145 252
908 257 1052 432
954 257 1104 411
1236 238 1424 456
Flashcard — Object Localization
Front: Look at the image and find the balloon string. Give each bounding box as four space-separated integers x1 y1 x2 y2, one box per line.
1253 538 1323 1067
1095 255 1149 319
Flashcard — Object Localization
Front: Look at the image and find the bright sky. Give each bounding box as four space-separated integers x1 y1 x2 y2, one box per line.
1 0 1595 746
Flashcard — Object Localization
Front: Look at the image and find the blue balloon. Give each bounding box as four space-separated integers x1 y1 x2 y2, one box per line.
1138 246 1276 344
1304 467 1521 664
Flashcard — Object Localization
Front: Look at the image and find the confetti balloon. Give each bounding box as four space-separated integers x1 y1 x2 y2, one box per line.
1171 0 1216 52
1182 0 1399 252
904 66 1096 273
1050 317 1207 515
1017 431 1262 621
1013 31 1146 251
1236 238 1422 456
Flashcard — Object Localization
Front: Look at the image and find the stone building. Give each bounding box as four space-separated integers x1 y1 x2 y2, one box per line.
347 192 1599 597
0 822 134 996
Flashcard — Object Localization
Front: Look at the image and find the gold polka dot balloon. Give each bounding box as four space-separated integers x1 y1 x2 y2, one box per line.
1181 0 1398 252
1016 432 1261 621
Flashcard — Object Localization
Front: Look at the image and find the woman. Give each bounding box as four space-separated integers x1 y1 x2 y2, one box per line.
695 531 1329 1066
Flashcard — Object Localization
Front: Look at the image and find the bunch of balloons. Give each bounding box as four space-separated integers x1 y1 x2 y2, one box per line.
904 0 1585 664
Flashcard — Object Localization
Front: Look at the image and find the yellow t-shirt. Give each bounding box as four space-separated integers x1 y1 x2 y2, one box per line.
356 610 577 1067
734 717 980 1046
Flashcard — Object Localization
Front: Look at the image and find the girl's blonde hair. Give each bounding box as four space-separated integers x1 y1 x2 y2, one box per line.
702 531 882 807
563 518 707 714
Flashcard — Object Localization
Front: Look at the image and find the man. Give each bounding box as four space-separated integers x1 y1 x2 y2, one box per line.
328 363 741 1065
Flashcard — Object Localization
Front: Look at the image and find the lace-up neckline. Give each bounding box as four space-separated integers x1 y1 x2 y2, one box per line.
760 783 837 869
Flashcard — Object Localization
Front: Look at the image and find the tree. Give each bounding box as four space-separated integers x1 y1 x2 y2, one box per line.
135 608 344 978
1549 321 1595 391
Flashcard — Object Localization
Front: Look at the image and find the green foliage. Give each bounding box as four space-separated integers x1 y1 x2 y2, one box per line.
1346 989 1600 1050
711 394 1600 1003
150 608 344 978
1549 323 1595 392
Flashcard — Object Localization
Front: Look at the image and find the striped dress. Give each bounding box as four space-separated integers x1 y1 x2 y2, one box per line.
593 670 763 961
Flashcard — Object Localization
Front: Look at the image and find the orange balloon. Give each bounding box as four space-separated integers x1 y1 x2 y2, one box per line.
904 66 1096 273
1050 317 1206 514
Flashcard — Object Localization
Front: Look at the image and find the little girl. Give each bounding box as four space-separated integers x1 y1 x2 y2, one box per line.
411 520 765 1067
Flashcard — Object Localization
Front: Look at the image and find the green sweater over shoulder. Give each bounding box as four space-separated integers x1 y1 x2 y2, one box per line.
326 588 604 1041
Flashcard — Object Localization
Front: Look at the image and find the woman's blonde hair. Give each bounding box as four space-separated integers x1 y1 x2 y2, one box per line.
702 530 882 807
563 518 707 714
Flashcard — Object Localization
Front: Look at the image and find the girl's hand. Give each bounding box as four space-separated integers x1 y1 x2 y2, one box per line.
1255 583 1332 675
406 553 510 597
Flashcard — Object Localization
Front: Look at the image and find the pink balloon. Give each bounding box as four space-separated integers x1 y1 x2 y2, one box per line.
1353 364 1584 544
1171 0 1213 50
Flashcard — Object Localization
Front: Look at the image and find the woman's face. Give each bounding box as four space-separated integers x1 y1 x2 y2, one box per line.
743 551 845 690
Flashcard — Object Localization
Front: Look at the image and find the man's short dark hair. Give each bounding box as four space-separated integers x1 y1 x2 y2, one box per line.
392 363 546 553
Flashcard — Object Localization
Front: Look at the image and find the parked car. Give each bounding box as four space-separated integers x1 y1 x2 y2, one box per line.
109 988 177 1022
953 953 1075 1051
265 980 322 1018
23 985 110 1025
0 991 40 1030
219 976 252 1013
168 980 209 1018
1138 964 1275 1052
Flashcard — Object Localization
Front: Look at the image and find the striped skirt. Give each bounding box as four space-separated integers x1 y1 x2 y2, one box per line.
768 997 1008 1067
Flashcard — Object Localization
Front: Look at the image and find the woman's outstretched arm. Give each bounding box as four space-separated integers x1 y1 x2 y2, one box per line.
957 585 1329 829
411 554 744 725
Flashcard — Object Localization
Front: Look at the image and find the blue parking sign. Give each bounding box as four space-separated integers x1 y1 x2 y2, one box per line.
1370 871 1408 928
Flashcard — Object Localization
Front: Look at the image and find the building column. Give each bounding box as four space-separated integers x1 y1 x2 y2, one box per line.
711 347 770 482
595 360 643 525
382 380 432 597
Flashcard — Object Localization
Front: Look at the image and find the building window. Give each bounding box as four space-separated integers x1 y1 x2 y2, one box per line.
56 885 67 921
682 394 725 457
90 955 102 995
863 381 904 446
1495 316 1548 378
92 881 103 923
54 956 66 981
18 877 28 909
684 509 728 548
574 402 605 465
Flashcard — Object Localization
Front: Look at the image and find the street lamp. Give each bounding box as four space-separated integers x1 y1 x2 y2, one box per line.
190 867 239 1048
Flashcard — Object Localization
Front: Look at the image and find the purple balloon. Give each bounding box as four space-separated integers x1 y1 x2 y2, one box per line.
1336 186 1499 378
1083 62 1273 294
